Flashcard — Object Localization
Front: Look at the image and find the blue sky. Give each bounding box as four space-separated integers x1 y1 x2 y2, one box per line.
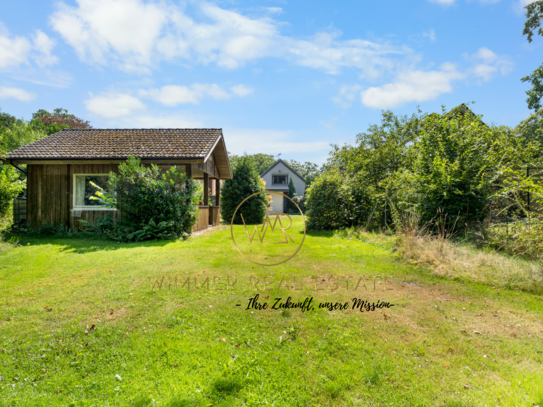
0 0 540 164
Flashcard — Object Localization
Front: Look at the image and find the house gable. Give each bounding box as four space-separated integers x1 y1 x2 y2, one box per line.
260 159 306 197
260 159 305 183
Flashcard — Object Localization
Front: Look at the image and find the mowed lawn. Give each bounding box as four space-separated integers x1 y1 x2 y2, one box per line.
1 217 543 406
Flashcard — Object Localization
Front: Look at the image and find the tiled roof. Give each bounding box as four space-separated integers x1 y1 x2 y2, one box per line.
5 128 223 159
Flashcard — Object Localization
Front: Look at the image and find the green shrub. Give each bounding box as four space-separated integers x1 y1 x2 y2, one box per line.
0 167 25 217
305 171 372 230
86 156 199 241
487 216 543 260
291 195 307 214
286 177 297 213
221 155 267 225
412 108 532 234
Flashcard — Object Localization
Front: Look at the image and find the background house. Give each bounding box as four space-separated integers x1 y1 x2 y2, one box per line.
2 128 232 232
260 159 305 213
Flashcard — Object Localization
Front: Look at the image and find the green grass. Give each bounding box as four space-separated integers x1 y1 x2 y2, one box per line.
1 217 543 406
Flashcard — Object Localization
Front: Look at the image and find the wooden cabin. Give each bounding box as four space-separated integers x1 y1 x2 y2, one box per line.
2 128 233 232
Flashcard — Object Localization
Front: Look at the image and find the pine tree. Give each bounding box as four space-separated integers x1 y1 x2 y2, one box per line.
221 155 268 224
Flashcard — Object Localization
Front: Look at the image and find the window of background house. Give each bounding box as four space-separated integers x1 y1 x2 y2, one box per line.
74 174 111 209
272 174 288 185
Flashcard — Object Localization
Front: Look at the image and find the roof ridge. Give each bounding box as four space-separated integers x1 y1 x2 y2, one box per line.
61 128 224 131
260 158 306 182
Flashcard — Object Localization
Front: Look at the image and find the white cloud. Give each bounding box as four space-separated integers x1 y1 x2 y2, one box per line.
516 0 535 11
422 29 437 43
360 64 464 109
332 84 362 109
0 24 32 69
11 70 73 88
50 0 410 77
514 0 533 14
32 30 59 67
84 93 146 118
140 83 252 106
468 47 513 81
230 84 254 97
283 31 408 77
337 47 513 109
225 128 330 156
265 7 283 14
117 113 203 128
0 86 37 102
427 0 456 6
0 23 58 69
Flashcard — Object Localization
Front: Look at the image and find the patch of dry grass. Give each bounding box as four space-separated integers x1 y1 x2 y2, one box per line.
397 233 543 293
335 224 543 293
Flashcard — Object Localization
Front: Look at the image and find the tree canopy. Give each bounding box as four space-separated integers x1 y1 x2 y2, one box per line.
522 1 543 111
0 109 19 132
521 64 543 111
516 107 543 153
286 160 322 187
228 153 276 175
306 105 537 233
31 108 92 135
523 0 543 43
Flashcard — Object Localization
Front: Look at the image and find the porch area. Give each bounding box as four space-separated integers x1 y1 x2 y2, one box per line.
193 205 221 232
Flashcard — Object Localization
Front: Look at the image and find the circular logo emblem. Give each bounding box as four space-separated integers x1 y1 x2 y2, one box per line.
230 191 306 266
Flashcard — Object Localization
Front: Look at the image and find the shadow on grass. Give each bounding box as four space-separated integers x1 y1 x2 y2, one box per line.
2 231 180 254
212 377 244 395
304 229 334 238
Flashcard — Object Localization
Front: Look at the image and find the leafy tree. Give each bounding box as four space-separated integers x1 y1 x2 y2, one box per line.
521 64 543 111
522 1 543 111
286 160 322 187
523 0 543 43
221 155 268 225
0 120 48 155
328 110 421 191
313 105 537 234
412 107 534 233
516 107 543 152
228 153 276 175
0 120 48 218
31 108 92 135
0 109 19 132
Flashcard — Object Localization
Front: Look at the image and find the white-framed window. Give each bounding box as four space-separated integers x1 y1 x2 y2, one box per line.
272 174 288 185
73 174 115 211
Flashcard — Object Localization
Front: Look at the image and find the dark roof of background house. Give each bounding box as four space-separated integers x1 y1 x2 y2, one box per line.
5 128 224 159
260 159 306 182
